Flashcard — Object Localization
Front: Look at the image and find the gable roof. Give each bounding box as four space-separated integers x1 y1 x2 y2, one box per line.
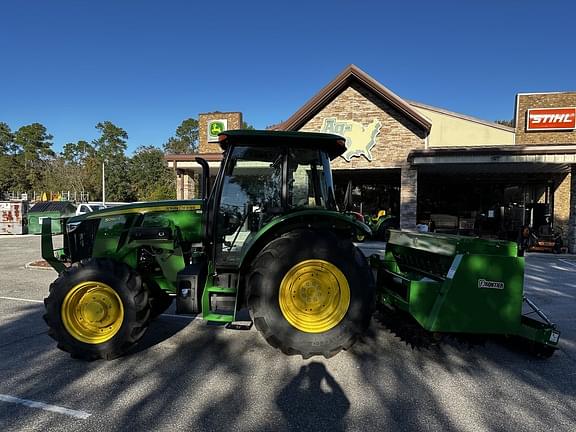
274 64 432 132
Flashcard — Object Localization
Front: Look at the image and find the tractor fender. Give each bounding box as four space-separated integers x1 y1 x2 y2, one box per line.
239 210 371 274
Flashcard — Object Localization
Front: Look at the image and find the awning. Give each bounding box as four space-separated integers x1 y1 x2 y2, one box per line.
409 144 576 174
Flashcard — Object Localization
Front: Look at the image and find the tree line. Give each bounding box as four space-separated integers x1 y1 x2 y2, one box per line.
0 118 203 202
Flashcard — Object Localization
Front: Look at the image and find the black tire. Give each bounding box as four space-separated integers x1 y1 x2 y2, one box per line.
247 230 375 358
375 217 399 242
44 258 150 360
145 280 173 320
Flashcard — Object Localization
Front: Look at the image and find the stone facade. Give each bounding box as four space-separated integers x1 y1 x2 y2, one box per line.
516 93 576 145
198 112 243 154
298 83 427 228
554 172 571 237
175 170 198 200
400 164 418 229
299 83 427 169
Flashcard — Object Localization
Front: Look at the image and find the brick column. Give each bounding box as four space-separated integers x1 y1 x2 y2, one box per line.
400 164 417 230
190 172 198 199
554 172 571 239
176 169 184 200
569 165 576 253
182 172 199 199
182 172 192 199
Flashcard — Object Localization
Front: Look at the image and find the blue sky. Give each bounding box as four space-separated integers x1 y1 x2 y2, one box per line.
1 1 575 153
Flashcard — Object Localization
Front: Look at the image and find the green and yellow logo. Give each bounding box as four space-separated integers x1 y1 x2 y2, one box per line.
210 121 225 136
320 117 381 162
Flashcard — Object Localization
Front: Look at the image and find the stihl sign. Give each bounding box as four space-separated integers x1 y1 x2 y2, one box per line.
526 108 576 131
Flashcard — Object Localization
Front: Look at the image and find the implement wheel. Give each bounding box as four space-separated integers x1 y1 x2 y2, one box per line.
44 258 150 360
247 230 374 358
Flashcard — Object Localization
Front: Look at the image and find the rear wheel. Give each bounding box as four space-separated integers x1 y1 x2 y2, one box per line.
247 230 374 358
44 258 150 360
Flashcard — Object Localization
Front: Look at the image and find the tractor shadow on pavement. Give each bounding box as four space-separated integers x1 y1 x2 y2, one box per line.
0 304 255 431
125 314 195 356
1 298 576 432
348 304 576 431
1 251 575 431
276 362 349 432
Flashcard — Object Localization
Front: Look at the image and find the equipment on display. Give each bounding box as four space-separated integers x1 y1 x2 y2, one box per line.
374 230 559 357
40 130 560 360
517 223 566 255
528 226 565 254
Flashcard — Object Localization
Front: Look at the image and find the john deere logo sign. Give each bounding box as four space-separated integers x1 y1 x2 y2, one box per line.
320 117 381 162
207 119 228 142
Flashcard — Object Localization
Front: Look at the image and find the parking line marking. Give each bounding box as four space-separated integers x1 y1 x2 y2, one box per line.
559 259 576 269
0 296 43 304
0 394 91 419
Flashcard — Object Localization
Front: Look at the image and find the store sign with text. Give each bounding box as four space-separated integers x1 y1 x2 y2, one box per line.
526 107 576 131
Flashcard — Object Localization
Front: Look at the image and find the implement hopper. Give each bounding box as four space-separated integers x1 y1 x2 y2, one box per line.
373 230 560 356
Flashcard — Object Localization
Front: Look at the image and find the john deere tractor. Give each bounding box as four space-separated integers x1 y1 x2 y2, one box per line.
42 130 560 360
42 130 375 360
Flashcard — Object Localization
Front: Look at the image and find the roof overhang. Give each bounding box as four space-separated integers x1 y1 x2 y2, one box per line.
165 153 223 162
165 153 223 173
410 144 576 165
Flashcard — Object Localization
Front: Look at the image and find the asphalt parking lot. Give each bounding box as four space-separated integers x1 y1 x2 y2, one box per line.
0 235 575 432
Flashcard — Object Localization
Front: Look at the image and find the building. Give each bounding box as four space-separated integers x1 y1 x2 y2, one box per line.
166 65 576 252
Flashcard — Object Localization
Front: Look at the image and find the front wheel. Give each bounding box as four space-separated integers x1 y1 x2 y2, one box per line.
247 230 375 358
44 258 150 360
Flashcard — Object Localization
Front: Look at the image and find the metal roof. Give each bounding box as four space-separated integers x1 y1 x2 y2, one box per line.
217 129 347 159
29 201 75 213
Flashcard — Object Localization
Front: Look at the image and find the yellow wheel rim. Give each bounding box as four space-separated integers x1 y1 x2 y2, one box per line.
61 281 124 344
279 259 350 333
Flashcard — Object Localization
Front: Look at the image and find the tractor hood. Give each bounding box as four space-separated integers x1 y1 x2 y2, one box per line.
68 200 203 222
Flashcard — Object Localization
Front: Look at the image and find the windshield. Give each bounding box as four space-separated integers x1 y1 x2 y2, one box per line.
214 146 336 266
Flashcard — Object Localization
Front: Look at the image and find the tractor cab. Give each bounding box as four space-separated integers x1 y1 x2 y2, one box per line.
204 130 346 268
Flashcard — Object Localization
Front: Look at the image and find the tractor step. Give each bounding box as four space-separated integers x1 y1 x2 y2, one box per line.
201 273 238 323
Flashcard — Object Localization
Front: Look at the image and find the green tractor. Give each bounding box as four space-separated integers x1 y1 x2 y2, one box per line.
42 130 560 360
42 130 375 360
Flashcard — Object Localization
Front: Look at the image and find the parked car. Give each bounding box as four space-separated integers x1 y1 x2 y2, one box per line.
75 203 107 216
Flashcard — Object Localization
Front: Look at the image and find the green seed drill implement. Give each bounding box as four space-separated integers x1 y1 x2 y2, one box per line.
373 229 560 356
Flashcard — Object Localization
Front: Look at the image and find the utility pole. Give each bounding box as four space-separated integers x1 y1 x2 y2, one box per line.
102 162 106 205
